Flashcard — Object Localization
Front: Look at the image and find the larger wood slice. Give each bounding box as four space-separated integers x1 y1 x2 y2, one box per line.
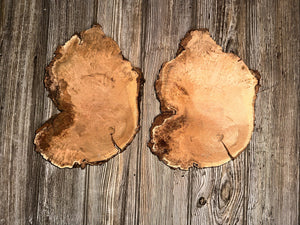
34 25 142 168
149 29 260 170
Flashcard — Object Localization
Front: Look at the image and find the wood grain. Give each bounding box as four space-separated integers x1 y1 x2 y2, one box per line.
138 0 195 224
190 1 247 224
0 0 299 225
32 1 94 224
245 0 299 224
85 1 143 224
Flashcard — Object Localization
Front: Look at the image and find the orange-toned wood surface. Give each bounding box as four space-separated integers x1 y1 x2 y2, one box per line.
34 25 142 168
149 29 259 169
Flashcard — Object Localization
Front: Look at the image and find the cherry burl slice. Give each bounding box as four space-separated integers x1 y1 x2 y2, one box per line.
34 25 142 168
149 29 260 170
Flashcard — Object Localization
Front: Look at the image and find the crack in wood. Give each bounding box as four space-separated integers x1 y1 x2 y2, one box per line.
221 140 234 160
110 133 122 153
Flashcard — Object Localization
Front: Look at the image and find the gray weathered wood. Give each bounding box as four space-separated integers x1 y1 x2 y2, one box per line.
0 0 298 225
85 1 143 224
34 0 95 224
190 1 248 224
137 0 195 224
245 0 299 224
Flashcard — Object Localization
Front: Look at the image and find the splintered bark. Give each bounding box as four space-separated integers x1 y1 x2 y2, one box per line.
149 29 260 170
34 25 142 168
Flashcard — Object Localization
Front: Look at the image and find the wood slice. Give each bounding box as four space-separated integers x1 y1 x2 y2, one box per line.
149 29 260 170
34 25 142 168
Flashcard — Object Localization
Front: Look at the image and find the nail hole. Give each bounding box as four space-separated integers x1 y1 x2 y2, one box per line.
197 197 207 207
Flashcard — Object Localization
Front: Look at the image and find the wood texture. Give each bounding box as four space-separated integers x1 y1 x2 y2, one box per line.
0 0 299 224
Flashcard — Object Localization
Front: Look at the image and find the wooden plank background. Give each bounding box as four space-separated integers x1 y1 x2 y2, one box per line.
0 0 299 224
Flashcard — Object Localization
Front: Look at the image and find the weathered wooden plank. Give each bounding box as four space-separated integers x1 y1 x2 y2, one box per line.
138 0 195 224
32 1 95 224
188 1 247 224
245 0 299 224
85 1 143 224
0 0 52 224
189 0 300 224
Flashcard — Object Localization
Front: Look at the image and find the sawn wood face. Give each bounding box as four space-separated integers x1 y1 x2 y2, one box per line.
149 30 259 169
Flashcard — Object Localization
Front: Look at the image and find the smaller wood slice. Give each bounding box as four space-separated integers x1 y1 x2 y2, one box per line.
34 25 142 168
149 29 260 170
